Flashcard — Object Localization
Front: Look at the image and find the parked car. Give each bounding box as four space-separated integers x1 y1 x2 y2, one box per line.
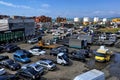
13 51 31 63
16 49 32 57
0 59 21 71
0 74 19 80
0 55 9 61
29 48 46 56
16 67 41 80
0 67 6 75
50 46 69 56
52 32 60 36
21 63 44 75
27 38 39 44
70 50 86 62
78 49 90 58
0 46 4 52
3 44 20 53
36 59 56 71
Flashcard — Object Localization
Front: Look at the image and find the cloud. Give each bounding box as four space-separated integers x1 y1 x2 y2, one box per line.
41 4 50 8
0 0 32 9
0 0 51 15
93 10 120 15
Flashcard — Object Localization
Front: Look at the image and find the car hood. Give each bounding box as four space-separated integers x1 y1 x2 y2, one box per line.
21 58 31 62
10 63 20 68
39 50 46 54
35 67 44 72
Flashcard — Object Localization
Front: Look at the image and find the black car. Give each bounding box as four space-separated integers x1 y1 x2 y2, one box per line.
50 46 69 56
0 46 4 52
0 55 9 61
70 50 86 62
3 44 20 53
16 67 41 80
78 49 90 58
0 74 19 80
0 59 21 71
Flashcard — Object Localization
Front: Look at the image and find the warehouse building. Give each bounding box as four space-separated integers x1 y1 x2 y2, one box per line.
0 17 35 43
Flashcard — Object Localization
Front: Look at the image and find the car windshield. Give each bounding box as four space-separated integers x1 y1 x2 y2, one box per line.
95 52 106 57
21 55 26 58
23 50 30 54
35 65 40 69
38 49 41 52
7 60 14 64
31 38 37 41
49 62 53 65
28 68 37 75
62 54 69 62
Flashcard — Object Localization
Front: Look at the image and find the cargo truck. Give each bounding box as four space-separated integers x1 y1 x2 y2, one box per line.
73 69 105 80
77 35 93 44
69 39 87 49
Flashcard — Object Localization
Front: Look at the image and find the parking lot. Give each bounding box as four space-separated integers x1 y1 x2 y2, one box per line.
1 41 120 80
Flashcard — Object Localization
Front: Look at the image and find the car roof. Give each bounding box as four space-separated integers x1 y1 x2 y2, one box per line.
40 59 52 63
14 50 25 56
3 59 14 62
29 63 38 67
22 67 38 74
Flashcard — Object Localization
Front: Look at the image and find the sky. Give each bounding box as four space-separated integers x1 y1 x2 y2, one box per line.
0 0 120 18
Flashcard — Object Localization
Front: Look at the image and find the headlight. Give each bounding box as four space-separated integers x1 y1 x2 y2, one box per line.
33 76 35 79
11 66 13 68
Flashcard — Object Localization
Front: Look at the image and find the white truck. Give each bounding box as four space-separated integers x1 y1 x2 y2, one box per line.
73 69 105 80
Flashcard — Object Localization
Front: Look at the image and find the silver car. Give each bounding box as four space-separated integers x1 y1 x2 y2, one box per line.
27 38 38 44
21 63 44 75
36 59 56 71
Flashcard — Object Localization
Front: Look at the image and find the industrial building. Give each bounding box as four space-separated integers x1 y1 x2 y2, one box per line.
0 17 35 43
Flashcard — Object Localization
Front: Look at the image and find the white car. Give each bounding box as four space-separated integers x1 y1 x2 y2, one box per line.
52 32 60 36
27 38 38 44
28 49 46 56
0 67 6 75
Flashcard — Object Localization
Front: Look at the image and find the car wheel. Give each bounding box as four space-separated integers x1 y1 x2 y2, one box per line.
81 59 86 62
50 53 52 55
61 63 65 66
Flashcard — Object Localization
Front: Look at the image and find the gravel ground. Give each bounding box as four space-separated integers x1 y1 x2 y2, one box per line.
0 40 120 80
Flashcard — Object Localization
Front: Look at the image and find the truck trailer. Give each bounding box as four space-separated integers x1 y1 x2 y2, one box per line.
69 39 87 49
